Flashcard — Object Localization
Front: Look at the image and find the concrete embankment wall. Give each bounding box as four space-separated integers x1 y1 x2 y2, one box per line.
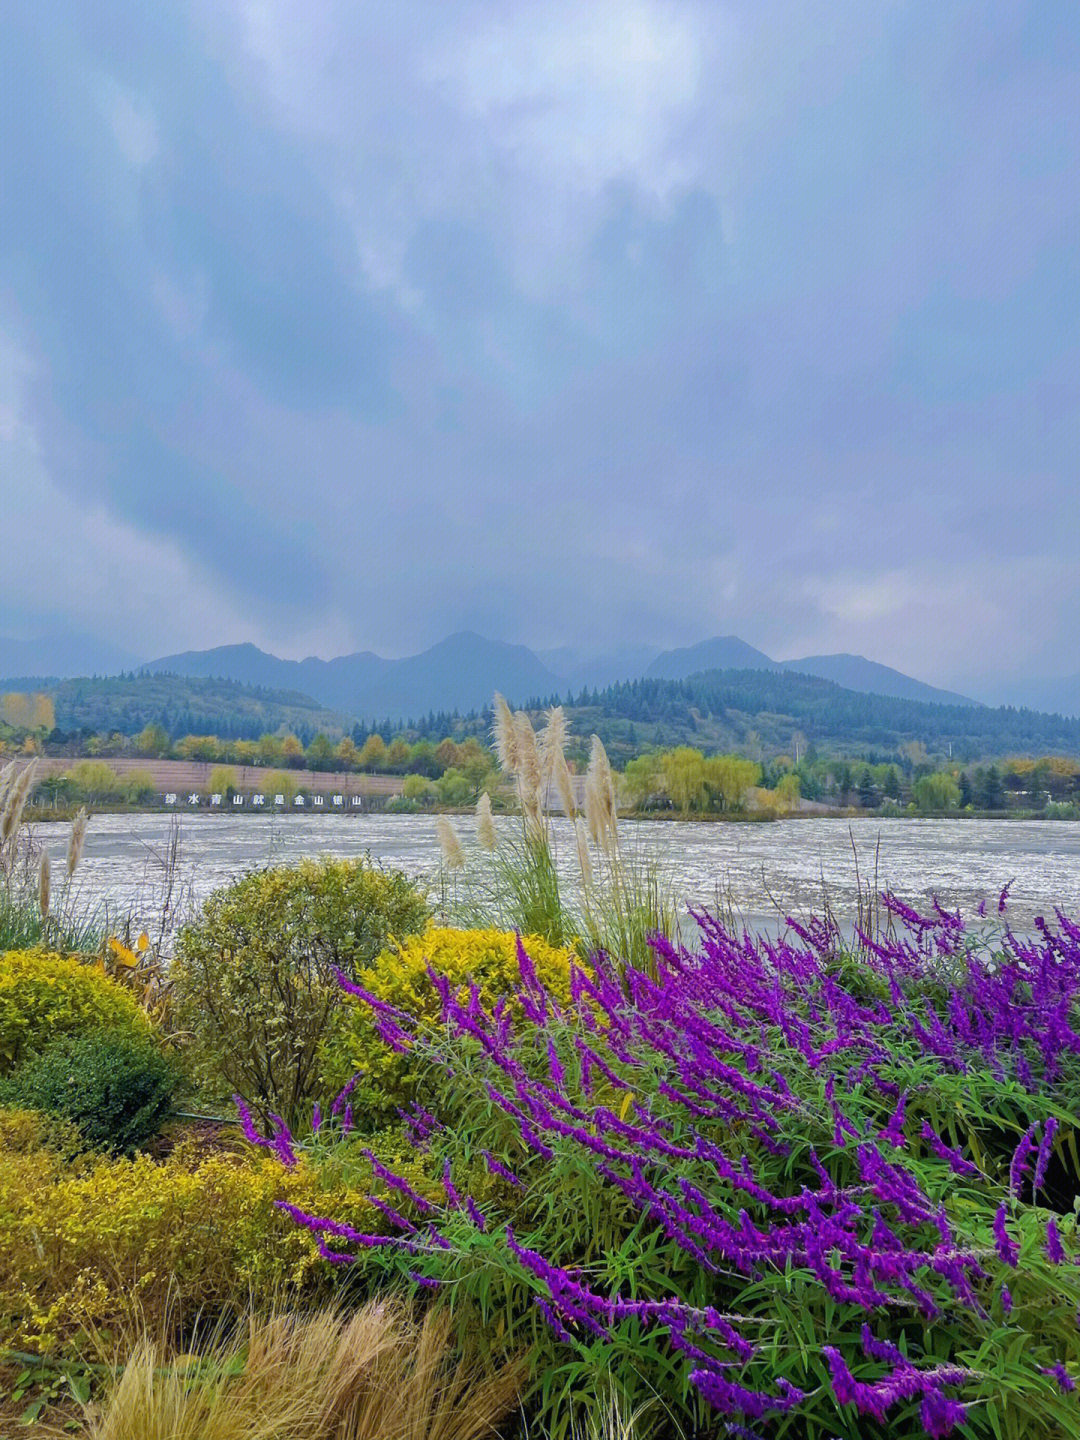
10 756 405 798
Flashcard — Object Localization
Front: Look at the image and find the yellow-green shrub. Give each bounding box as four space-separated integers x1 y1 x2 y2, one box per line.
322 927 576 1126
0 1114 379 1355
0 949 149 1074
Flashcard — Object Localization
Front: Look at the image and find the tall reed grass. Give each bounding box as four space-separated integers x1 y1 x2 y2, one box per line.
438 696 677 972
0 761 101 951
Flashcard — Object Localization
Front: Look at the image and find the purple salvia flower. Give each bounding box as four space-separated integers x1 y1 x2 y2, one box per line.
363 1150 436 1214
330 1073 359 1115
1040 1363 1075 1393
1033 1118 1059 1193
407 1271 442 1289
920 1389 968 1437
1047 1218 1066 1264
442 1159 462 1210
482 1151 523 1186
993 1203 1019 1267
311 1102 322 1134
1001 1284 1013 1314
233 1095 263 1147
267 1114 298 1168
1009 1123 1039 1197
920 1121 979 1178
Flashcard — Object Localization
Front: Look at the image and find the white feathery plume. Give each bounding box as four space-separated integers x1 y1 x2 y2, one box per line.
538 706 567 785
436 815 465 870
513 710 542 814
1 758 38 852
0 760 16 809
575 817 593 888
491 694 519 777
553 747 577 820
584 773 603 847
540 706 577 817
589 735 619 856
67 806 89 879
475 792 497 851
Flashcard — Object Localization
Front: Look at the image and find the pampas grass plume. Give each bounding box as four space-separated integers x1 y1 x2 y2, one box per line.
0 759 15 809
553 747 577 819
588 735 619 856
575 816 593 888
67 805 89 878
492 693 518 776
475 792 497 851
513 710 541 811
539 705 567 783
437 815 466 870
1 757 38 849
584 773 603 847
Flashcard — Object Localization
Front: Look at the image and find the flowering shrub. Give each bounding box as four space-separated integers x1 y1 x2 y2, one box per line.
322 926 576 1127
0 1117 388 1356
172 858 429 1125
277 900 1080 1439
0 948 149 1074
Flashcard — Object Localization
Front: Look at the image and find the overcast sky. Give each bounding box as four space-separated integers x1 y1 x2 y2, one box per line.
1 2 1076 692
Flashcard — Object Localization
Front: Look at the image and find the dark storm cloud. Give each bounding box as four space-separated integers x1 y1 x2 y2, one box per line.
0 0 1076 692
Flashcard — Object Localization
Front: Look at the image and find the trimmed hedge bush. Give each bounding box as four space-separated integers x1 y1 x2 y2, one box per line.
1 1027 179 1154
0 949 149 1075
322 926 576 1127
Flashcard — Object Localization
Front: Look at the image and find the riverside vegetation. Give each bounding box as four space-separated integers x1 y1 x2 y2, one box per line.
1 728 1080 1438
5 678 1080 821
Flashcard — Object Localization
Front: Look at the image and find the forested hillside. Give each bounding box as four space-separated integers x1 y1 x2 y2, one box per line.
545 669 1080 764
44 674 344 740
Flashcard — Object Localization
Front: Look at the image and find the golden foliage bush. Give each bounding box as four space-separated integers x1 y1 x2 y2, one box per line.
322 927 576 1126
0 949 149 1075
0 1115 377 1355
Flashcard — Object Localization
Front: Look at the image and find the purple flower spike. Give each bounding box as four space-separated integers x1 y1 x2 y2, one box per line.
993 1203 1019 1267
1041 1363 1075 1393
1047 1219 1066 1265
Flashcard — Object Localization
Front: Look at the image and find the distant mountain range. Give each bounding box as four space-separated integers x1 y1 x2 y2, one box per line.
137 630 980 720
6 627 1075 722
142 634 558 721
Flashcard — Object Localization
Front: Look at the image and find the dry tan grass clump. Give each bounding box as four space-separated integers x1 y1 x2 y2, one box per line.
86 1302 524 1440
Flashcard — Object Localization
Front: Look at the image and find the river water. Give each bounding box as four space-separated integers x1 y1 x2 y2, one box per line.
27 812 1080 944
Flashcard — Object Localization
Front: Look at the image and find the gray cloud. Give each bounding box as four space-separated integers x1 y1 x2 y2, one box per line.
0 0 1076 695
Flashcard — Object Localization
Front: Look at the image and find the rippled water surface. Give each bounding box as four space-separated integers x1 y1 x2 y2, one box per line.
29 812 1080 940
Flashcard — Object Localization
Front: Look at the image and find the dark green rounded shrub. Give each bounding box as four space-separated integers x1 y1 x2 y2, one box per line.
1 1028 179 1155
172 857 430 1126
